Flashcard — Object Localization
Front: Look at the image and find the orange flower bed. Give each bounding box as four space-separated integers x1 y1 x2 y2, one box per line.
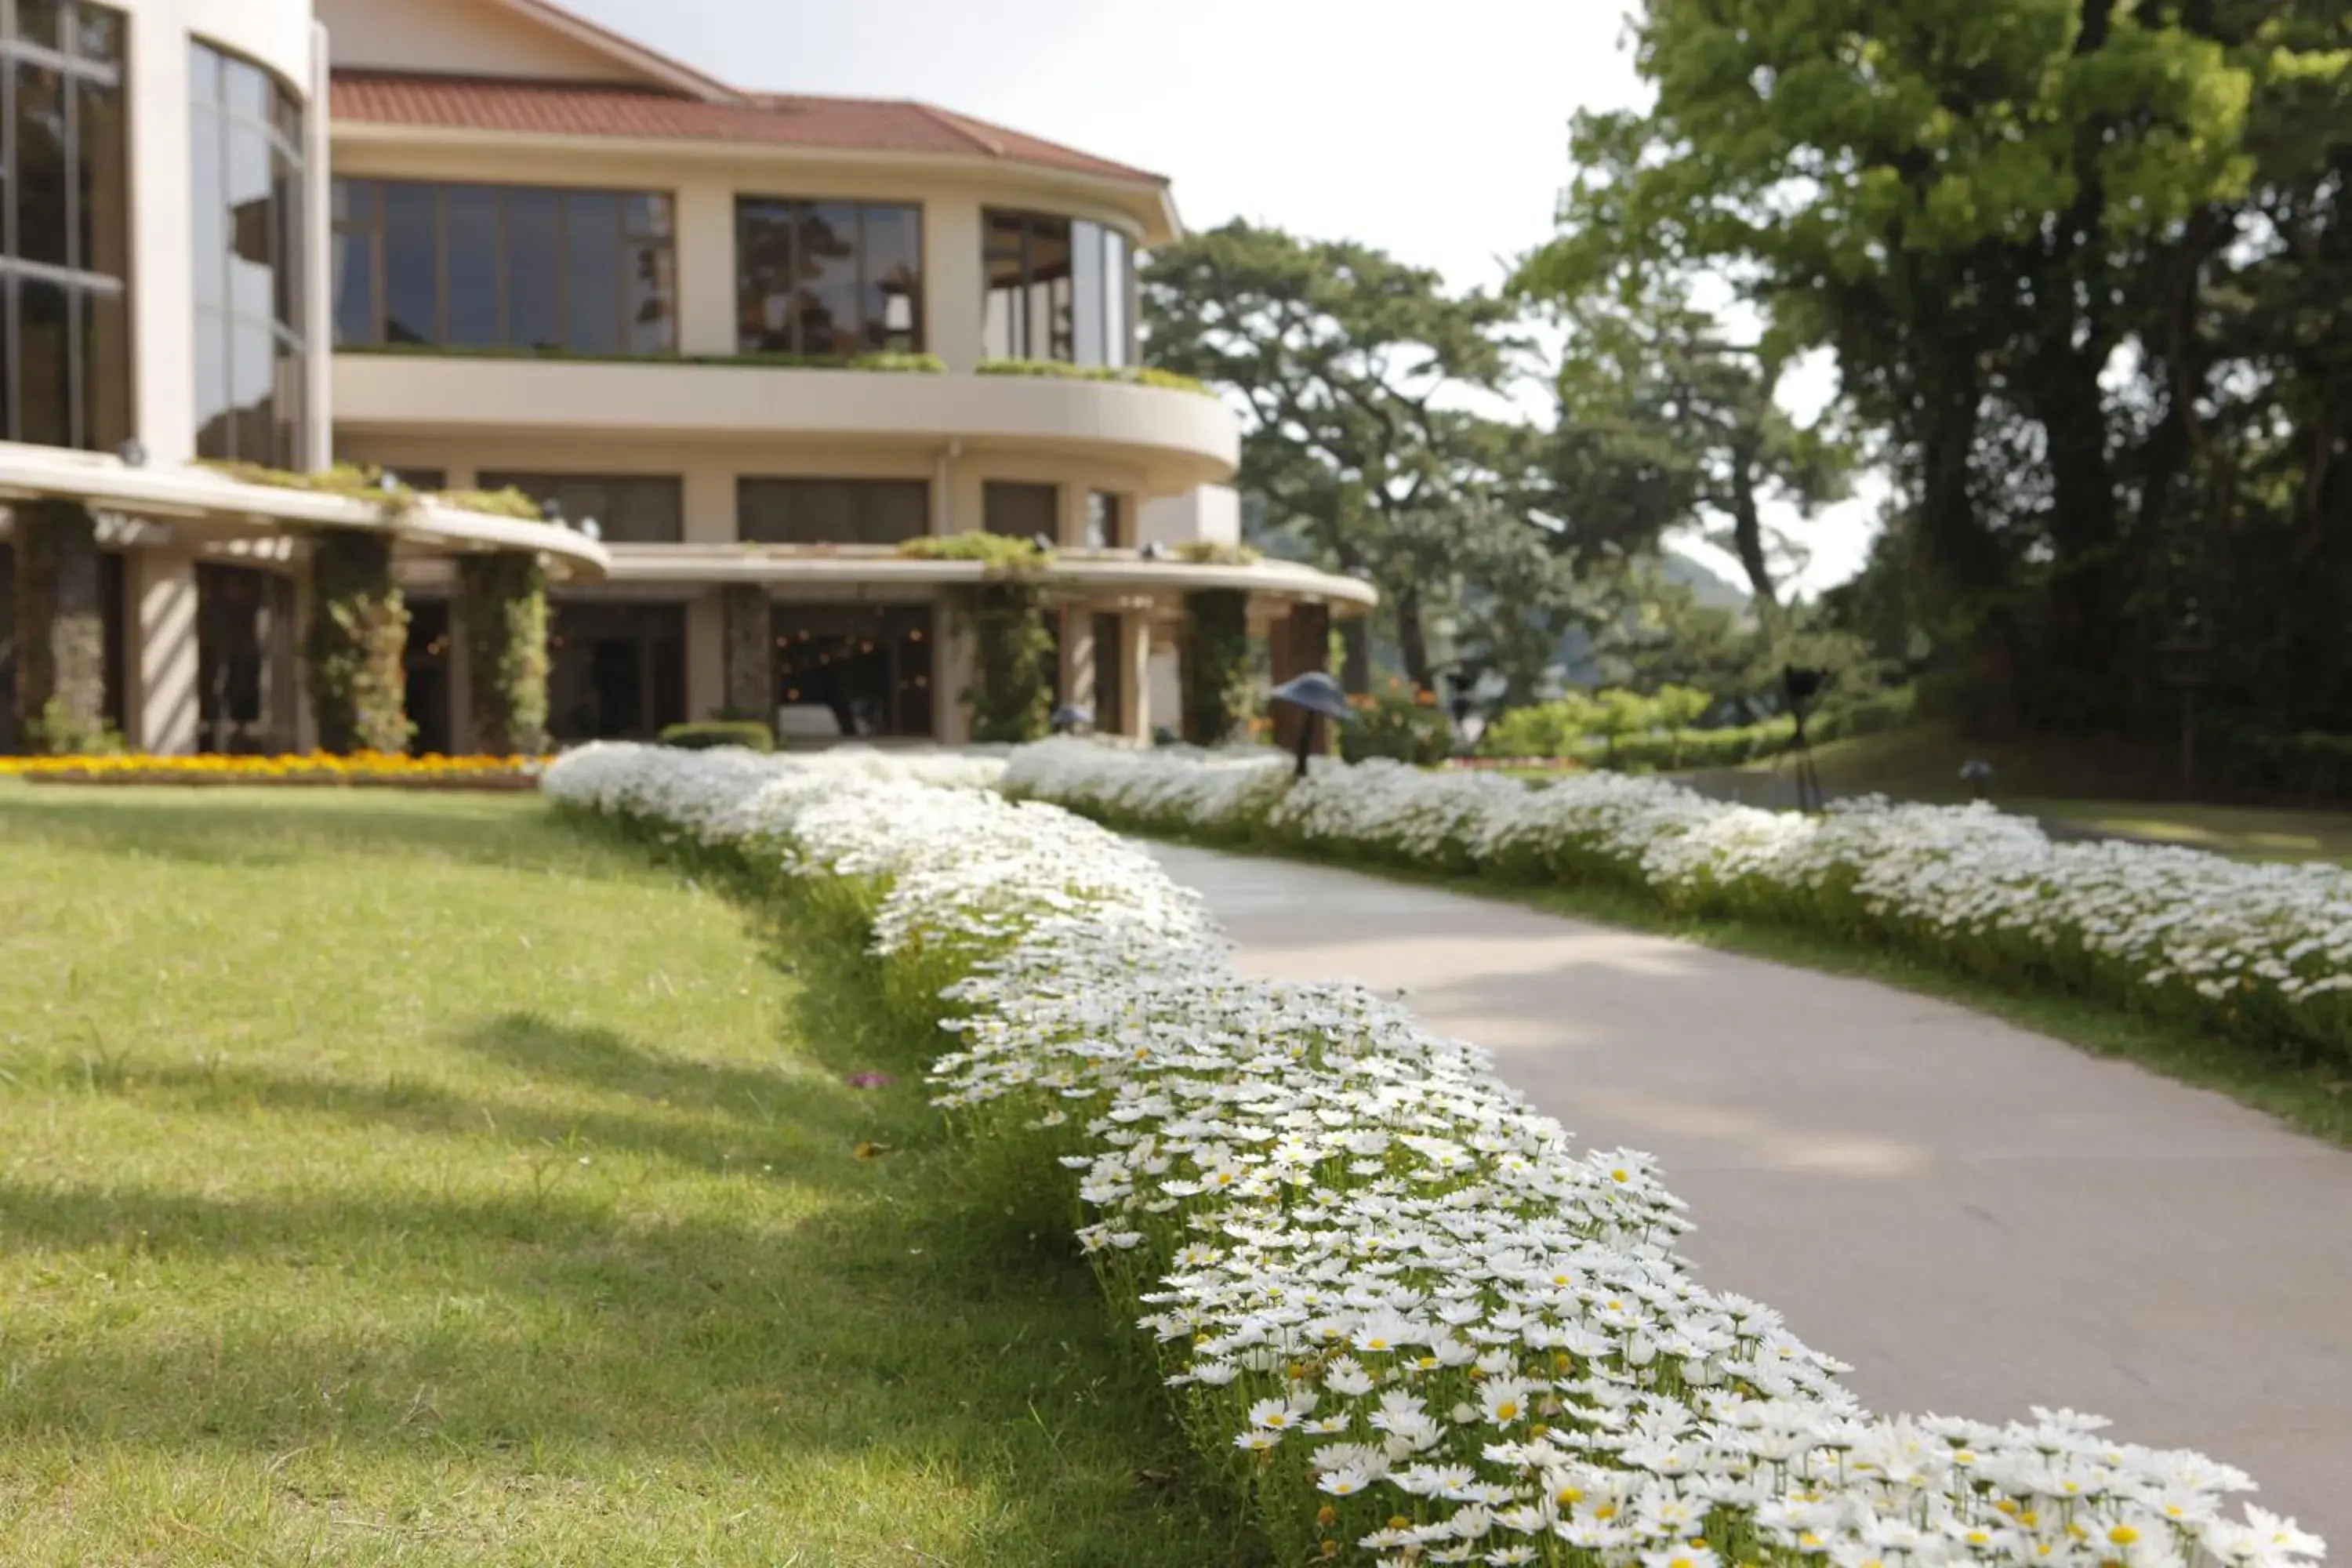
0 752 550 789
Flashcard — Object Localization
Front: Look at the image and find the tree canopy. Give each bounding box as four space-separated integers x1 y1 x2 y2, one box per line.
1521 0 2352 737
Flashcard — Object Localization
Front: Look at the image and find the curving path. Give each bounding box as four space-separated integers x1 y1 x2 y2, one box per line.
1147 843 2352 1541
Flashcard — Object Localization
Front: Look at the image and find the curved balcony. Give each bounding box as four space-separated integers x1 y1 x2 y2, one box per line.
331 354 1241 492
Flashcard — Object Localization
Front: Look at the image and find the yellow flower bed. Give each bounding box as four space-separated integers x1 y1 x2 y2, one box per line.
0 752 550 786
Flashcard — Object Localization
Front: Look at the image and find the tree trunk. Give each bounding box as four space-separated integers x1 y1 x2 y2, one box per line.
1394 581 1432 691
12 499 109 753
1726 441 1780 630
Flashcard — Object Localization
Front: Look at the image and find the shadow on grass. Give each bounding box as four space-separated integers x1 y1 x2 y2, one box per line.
0 783 616 876
0 874 1265 1566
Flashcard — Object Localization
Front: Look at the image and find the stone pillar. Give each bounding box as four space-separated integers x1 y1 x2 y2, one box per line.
11 501 107 752
445 593 474 754
457 553 550 754
1058 604 1095 717
720 583 771 722
128 548 199 755
1269 601 1333 756
1120 609 1152 742
936 598 974 744
684 590 724 721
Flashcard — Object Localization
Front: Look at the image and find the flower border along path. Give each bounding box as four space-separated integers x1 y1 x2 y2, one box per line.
998 740 2352 1088
543 742 2325 1568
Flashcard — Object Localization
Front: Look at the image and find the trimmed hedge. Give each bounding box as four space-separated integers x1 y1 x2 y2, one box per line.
658 720 775 753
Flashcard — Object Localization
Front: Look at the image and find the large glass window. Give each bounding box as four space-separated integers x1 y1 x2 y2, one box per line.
191 38 303 466
739 478 927 546
982 211 1133 367
477 471 683 545
736 197 921 355
0 2 126 452
332 180 675 355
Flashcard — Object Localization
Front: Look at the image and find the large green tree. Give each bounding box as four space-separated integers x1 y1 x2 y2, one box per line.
1523 0 2352 739
1143 221 1541 690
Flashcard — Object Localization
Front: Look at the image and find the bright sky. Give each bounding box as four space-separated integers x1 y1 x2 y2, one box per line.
564 0 1880 594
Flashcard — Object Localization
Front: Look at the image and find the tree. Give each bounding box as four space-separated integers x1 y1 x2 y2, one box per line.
1529 271 1851 629
1143 221 1537 690
1525 0 2352 746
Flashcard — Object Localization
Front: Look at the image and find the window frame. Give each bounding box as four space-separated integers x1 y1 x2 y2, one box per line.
732 194 926 357
982 209 1136 367
1 0 128 452
190 33 304 466
737 476 931 547
476 470 685 546
332 177 677 357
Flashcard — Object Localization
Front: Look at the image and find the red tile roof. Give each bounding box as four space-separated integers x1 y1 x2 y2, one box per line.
329 71 1165 185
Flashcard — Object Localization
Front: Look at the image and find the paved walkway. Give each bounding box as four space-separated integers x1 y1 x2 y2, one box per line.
1149 844 2352 1541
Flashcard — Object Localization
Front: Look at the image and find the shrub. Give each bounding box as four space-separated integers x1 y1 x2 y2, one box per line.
963 583 1055 743
1178 589 1251 746
425 486 542 521
1811 683 1918 744
658 720 775 752
307 532 412 756
1169 539 1262 566
10 500 108 755
897 532 1053 570
336 342 946 374
1339 677 1455 765
893 535 1056 742
974 358 1215 396
457 552 550 753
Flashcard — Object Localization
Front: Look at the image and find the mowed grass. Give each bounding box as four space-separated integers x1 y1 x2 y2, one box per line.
0 783 1258 1566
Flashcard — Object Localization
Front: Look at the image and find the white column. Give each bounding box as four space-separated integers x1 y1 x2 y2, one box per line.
925 197 984 373
129 550 199 755
1058 604 1095 714
1121 609 1152 742
935 600 973 744
674 172 737 357
304 22 333 468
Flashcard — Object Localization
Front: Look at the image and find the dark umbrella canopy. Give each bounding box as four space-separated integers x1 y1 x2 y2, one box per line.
1051 704 1093 732
1269 671 1354 724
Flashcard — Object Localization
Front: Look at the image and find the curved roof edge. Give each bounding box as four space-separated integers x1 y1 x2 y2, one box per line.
586 546 1377 614
0 441 610 578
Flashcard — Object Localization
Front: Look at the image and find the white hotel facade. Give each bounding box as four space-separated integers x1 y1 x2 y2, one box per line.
0 0 1370 754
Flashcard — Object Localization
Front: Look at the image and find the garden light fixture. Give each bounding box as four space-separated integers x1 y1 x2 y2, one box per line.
1269 670 1352 779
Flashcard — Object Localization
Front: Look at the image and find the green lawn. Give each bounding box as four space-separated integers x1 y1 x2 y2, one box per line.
2005 797 2352 864
0 783 1256 1566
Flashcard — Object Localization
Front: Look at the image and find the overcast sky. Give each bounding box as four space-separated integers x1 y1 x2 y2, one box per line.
563 0 1879 593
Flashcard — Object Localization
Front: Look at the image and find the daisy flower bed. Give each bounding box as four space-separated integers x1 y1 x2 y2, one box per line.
544 741 2324 1568
999 741 2352 1076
